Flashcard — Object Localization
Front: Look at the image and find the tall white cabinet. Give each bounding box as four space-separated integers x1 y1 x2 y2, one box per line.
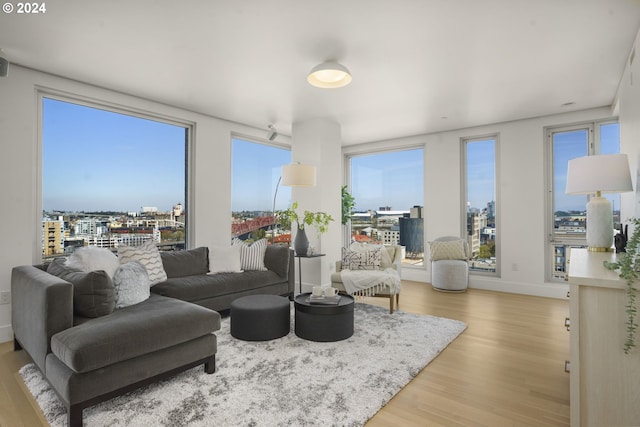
568 248 640 427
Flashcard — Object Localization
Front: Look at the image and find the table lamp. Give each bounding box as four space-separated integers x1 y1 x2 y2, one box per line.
565 153 633 251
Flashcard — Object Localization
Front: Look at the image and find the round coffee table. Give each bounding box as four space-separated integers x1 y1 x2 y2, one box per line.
294 293 354 342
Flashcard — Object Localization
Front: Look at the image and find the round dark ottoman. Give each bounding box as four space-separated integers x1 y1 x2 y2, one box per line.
230 295 290 341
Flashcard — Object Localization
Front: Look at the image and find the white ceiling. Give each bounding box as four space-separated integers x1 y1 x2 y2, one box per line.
1 0 639 145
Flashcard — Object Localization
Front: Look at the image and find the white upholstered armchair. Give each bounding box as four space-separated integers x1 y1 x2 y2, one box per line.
331 244 402 313
429 236 469 292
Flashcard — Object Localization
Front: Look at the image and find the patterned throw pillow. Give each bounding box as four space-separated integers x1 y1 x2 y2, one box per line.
117 240 168 285
232 238 268 271
350 243 393 268
341 246 382 270
429 239 467 261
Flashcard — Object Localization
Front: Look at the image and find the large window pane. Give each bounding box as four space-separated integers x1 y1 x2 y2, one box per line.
349 148 424 266
464 137 497 274
553 129 589 236
231 138 291 242
42 97 188 259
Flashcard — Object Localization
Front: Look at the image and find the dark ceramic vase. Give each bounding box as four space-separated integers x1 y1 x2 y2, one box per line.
294 227 309 256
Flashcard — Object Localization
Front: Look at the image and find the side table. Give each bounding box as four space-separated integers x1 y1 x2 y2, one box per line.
294 253 325 294
294 293 354 342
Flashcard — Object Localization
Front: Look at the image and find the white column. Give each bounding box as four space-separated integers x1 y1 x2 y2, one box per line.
291 118 342 289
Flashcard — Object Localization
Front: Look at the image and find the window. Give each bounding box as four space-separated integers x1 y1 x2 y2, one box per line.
463 136 498 274
547 120 620 280
42 97 189 259
231 137 291 242
348 148 424 266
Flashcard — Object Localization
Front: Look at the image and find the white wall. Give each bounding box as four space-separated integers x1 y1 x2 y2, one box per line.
617 29 640 221
0 65 290 343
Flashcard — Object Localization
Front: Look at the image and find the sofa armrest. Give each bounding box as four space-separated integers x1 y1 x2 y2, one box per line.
263 245 294 296
11 265 73 374
264 245 290 278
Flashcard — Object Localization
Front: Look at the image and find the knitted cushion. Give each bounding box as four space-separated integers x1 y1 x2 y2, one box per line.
429 239 467 261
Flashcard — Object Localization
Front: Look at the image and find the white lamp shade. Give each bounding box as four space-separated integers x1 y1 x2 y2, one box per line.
565 153 633 251
565 153 633 195
307 61 352 88
281 163 316 187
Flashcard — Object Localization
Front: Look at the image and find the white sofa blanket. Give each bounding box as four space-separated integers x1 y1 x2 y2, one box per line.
340 268 401 296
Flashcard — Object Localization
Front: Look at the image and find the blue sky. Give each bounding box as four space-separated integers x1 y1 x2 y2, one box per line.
350 149 424 211
43 98 186 212
43 98 620 215
465 139 495 211
232 138 291 212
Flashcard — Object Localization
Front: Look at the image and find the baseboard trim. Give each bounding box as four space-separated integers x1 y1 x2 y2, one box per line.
469 277 569 299
401 269 569 300
0 324 13 344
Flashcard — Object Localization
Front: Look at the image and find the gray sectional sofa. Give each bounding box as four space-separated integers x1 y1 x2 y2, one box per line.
11 244 294 427
153 244 295 311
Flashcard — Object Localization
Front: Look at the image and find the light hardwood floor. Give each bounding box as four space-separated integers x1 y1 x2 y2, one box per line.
0 281 570 427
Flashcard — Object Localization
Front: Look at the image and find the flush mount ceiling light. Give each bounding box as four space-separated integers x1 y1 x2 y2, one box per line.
307 61 352 88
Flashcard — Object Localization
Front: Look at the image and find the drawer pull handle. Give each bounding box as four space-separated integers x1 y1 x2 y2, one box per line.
564 317 570 331
565 360 570 373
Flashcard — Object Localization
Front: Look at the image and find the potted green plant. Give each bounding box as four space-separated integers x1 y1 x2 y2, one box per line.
341 185 356 225
276 201 333 255
604 217 640 354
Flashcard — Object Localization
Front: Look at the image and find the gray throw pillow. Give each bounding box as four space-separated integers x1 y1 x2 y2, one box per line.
113 261 150 308
47 258 116 318
160 246 209 278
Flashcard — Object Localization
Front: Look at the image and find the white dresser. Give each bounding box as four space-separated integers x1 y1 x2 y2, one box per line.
568 248 640 427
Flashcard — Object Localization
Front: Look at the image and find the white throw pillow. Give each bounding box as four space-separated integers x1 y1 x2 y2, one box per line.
112 261 150 308
232 238 268 271
209 245 243 274
65 246 120 278
117 240 167 285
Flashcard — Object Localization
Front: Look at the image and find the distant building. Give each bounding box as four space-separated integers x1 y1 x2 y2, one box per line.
42 216 65 257
173 203 184 218
141 206 158 214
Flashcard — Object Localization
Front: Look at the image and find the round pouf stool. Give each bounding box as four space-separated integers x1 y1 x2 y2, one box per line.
230 295 290 341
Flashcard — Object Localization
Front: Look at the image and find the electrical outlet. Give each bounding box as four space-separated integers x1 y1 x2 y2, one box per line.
0 291 10 305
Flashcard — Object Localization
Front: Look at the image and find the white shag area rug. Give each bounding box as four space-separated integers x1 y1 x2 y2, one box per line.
20 302 466 427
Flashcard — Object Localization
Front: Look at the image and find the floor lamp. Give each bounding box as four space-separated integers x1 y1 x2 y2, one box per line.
565 153 633 251
271 163 317 242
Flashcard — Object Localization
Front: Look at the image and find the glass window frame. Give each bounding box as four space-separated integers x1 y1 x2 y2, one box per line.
461 133 500 277
345 145 425 269
37 91 193 261
545 118 620 282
